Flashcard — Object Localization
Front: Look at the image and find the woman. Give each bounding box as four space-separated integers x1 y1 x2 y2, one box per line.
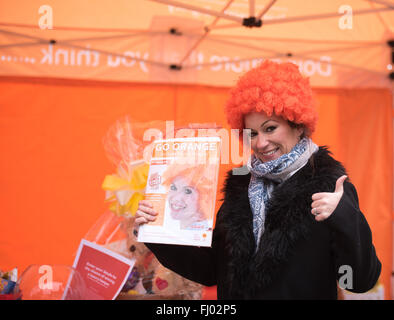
134 60 381 299
167 175 205 230
162 163 215 231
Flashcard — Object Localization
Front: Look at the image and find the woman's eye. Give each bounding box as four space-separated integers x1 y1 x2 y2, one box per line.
170 184 177 191
248 131 257 138
184 188 193 195
265 126 276 132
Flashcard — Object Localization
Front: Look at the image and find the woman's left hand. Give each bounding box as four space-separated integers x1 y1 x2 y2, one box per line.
311 175 347 222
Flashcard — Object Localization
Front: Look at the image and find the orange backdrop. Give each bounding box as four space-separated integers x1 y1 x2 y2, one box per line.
0 77 392 299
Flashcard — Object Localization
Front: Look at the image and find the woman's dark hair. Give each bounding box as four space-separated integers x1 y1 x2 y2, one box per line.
287 120 316 172
287 121 307 139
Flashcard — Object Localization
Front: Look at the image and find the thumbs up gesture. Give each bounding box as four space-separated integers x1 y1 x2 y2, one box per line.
311 175 347 221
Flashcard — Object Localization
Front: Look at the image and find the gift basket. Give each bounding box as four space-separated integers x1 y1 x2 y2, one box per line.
84 116 203 300
0 268 19 300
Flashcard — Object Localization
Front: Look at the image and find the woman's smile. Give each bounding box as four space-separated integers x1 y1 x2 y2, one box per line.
169 200 187 212
256 147 279 162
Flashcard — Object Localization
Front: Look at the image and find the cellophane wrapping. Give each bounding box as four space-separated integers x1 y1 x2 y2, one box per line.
84 116 203 300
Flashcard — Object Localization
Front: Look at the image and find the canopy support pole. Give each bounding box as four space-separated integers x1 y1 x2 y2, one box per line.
249 0 255 17
256 0 277 20
177 0 235 67
366 0 394 9
0 28 169 68
207 6 393 30
262 6 394 25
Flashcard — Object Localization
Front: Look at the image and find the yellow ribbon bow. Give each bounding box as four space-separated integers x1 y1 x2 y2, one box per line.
102 160 150 216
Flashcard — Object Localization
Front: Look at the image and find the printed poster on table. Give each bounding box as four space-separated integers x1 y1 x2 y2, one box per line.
66 239 135 300
137 137 221 247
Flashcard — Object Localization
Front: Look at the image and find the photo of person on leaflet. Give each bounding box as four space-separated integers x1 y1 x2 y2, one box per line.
161 163 216 231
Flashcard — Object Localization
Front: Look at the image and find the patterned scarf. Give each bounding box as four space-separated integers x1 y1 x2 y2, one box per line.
247 138 319 245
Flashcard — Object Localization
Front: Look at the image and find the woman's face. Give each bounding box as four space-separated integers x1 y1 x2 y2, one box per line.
244 112 304 163
167 176 199 221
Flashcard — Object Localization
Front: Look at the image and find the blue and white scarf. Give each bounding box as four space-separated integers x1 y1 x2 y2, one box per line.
247 138 319 245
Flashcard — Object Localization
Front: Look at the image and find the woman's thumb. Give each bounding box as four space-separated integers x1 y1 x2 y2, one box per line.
335 175 347 193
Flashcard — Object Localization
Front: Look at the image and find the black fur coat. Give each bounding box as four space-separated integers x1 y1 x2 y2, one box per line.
145 147 381 299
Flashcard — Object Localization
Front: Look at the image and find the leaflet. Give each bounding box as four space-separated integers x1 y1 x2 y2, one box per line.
65 239 135 300
137 137 221 247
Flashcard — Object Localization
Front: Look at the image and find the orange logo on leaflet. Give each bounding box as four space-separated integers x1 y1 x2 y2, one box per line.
149 172 161 189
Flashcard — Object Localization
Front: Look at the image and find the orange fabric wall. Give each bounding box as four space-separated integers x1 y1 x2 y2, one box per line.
0 77 392 299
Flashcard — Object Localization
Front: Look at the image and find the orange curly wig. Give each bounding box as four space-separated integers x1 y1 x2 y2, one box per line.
225 60 318 136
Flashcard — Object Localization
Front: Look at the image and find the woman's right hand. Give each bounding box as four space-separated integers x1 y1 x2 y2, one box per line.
134 200 158 227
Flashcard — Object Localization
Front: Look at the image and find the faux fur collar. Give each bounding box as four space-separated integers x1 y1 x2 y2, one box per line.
219 147 347 298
